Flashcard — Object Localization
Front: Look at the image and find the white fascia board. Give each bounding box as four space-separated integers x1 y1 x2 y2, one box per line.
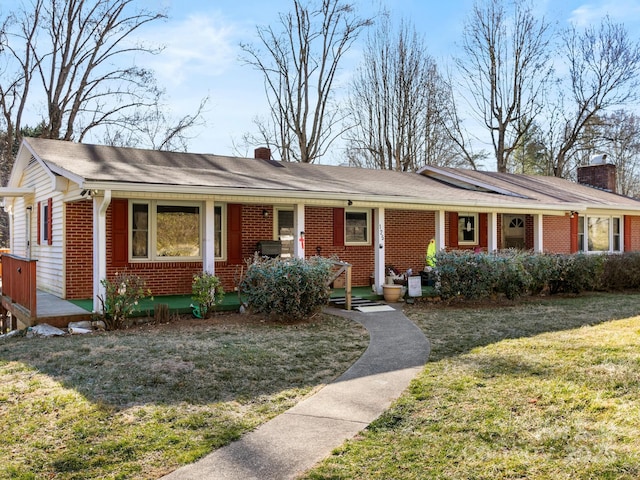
80 181 584 215
44 162 86 186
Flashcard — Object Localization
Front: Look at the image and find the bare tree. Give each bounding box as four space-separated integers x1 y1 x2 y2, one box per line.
0 0 167 149
0 0 208 246
102 95 210 152
547 17 640 178
345 16 461 171
455 0 552 172
240 0 372 163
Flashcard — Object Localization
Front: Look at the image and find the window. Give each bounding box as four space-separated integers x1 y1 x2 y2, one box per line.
130 201 202 260
39 198 52 246
214 205 225 259
345 209 370 245
458 213 478 245
42 202 49 243
579 215 622 253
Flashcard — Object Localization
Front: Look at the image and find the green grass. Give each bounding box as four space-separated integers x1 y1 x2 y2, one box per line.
0 313 368 479
302 293 640 479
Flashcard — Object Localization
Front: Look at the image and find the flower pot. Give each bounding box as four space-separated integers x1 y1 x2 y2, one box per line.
383 284 403 303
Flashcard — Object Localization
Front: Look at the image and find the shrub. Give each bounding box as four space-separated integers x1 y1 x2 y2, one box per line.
435 251 495 301
97 272 152 330
192 272 225 318
601 252 640 290
492 250 533 300
546 253 604 294
434 250 604 301
240 255 333 321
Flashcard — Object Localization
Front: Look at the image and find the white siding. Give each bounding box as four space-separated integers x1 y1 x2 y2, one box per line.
13 161 67 297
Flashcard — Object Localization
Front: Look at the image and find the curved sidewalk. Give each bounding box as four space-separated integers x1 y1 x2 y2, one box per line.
162 305 430 480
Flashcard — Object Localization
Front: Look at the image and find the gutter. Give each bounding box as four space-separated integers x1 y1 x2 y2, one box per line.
77 181 589 216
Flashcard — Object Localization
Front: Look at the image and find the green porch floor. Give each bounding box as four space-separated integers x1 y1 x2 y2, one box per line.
68 285 436 317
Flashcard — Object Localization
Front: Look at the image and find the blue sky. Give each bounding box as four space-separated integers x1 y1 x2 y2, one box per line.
6 0 640 162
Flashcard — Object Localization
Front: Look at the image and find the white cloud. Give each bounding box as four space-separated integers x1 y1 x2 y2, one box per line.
140 11 244 87
570 1 640 27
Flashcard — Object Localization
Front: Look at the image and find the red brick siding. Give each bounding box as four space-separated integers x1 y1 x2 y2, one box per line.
525 215 534 250
213 204 275 290
543 215 572 254
304 206 375 286
385 210 435 273
65 201 94 299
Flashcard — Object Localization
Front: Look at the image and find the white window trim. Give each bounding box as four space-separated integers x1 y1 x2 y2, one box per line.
214 203 227 262
272 206 294 239
345 208 371 246
579 214 623 253
129 200 204 262
458 212 478 245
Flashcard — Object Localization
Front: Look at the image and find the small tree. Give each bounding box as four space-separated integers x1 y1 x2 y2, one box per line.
97 272 151 330
191 272 225 318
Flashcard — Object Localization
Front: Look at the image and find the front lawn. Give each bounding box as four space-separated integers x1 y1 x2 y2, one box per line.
303 293 640 479
0 313 368 479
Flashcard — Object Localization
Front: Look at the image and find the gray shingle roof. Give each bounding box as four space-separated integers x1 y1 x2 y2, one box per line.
21 137 640 212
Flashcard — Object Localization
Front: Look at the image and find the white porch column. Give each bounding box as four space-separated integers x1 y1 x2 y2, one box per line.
294 203 305 258
203 200 216 274
93 190 111 313
533 214 544 253
374 207 386 294
435 209 446 251
488 212 498 252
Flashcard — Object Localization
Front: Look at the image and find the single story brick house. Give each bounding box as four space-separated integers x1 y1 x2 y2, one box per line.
2 138 640 312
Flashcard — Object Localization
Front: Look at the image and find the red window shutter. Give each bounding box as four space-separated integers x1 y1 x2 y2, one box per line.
228 204 243 264
112 199 129 266
570 214 579 253
333 208 344 246
449 212 458 247
47 198 53 245
479 213 488 248
624 215 632 251
37 201 41 245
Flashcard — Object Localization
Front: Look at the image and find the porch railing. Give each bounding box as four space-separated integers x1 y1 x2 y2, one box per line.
1 254 38 323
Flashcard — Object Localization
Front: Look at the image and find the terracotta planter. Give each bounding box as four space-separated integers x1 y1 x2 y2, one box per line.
383 284 403 303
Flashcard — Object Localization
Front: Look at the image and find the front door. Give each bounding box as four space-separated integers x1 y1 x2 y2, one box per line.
503 214 525 249
276 209 294 258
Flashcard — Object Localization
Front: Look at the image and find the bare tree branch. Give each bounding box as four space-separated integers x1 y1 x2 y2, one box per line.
455 0 552 172
240 0 372 163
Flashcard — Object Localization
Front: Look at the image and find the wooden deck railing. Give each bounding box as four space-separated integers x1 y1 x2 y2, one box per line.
1 254 38 323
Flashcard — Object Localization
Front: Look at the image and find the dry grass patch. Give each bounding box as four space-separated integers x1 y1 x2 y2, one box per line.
0 312 368 479
303 293 640 479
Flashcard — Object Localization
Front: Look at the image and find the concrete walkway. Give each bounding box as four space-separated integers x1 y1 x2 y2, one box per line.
162 305 430 480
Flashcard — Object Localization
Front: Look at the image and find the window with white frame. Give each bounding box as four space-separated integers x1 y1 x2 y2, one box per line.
579 215 622 253
214 204 225 259
458 213 478 245
131 201 203 260
345 209 370 245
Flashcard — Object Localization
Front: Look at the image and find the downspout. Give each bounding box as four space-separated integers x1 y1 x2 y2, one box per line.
93 190 112 313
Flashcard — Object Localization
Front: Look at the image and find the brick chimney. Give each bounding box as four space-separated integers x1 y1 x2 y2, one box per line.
254 147 271 160
577 155 617 193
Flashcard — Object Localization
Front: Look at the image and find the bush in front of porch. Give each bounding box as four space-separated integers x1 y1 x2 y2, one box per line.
240 255 333 321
